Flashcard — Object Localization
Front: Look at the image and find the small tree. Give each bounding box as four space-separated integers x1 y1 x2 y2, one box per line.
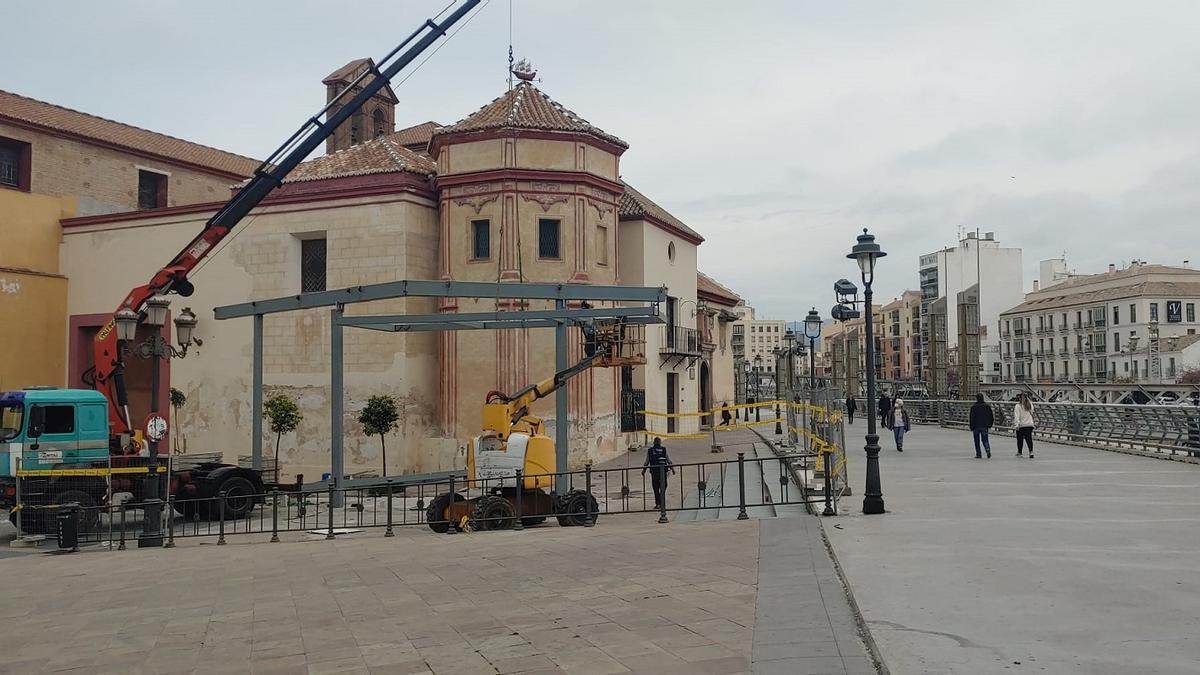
169 387 187 454
359 395 400 476
264 394 302 484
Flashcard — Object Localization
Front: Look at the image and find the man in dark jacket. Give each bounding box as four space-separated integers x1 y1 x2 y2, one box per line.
968 393 994 458
878 393 892 426
845 396 857 424
642 437 675 509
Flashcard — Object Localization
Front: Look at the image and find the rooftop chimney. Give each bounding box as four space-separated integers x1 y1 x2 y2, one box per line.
1032 280 1040 292
1108 263 1116 273
984 231 994 240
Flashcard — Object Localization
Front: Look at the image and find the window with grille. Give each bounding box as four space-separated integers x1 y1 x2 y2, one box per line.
138 170 167 209
301 238 327 293
1150 303 1159 321
0 137 28 189
538 218 561 258
471 219 490 260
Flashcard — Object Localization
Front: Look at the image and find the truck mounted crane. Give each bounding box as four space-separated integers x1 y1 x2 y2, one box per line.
1 0 483 536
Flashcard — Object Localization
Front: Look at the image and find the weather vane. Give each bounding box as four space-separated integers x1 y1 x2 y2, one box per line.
512 58 537 82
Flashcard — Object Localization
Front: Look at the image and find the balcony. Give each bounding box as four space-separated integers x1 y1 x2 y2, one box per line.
1037 326 1054 335
660 326 701 357
1059 324 1070 333
1013 327 1025 336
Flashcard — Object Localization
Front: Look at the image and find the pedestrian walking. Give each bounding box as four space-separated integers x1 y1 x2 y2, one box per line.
878 392 892 427
1013 394 1036 458
845 395 857 424
885 398 911 452
969 393 993 458
719 403 733 426
642 437 675 509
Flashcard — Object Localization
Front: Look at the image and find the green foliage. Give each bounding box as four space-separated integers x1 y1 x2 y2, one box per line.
359 395 400 437
264 394 302 435
169 387 187 410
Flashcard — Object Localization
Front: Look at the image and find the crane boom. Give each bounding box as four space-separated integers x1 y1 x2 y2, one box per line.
92 0 482 434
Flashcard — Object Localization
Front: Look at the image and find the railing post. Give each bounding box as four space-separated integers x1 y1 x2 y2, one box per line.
822 446 835 516
774 403 783 435
584 462 595 528
736 452 749 520
217 491 227 545
164 495 176 548
384 480 395 537
118 502 127 551
325 480 336 540
513 469 524 531
270 488 280 543
446 475 458 534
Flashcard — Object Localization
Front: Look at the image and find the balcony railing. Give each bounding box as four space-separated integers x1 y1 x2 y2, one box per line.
1037 327 1054 335
661 326 701 356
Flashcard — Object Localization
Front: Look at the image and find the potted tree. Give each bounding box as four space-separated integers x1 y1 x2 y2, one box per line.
263 394 302 484
169 387 187 454
359 395 400 476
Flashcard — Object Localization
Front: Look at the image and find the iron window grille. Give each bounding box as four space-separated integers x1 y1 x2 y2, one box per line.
538 218 561 259
301 238 327 293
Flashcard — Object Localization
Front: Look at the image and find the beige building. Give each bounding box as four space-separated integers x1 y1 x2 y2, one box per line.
52 66 736 479
697 272 741 411
1 89 256 393
879 290 922 381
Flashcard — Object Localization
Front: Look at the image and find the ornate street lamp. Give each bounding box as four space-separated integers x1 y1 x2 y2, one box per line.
753 354 763 422
742 360 752 421
847 229 886 515
115 306 140 342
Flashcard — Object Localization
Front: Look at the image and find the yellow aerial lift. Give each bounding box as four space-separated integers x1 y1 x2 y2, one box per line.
426 318 644 531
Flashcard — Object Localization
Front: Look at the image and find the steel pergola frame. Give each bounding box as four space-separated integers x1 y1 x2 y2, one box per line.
213 280 666 496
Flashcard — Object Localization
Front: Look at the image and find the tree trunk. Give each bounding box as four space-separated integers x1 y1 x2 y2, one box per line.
381 434 387 477
275 433 282 485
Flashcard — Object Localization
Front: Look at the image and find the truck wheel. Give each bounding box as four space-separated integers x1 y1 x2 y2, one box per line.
53 490 100 532
555 490 599 527
425 493 464 533
214 476 257 519
470 495 516 531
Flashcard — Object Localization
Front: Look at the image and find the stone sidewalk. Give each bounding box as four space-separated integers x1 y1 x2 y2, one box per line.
0 425 880 675
826 422 1200 675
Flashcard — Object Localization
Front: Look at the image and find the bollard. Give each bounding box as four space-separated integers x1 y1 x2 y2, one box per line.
326 480 336 540
736 452 749 520
755 405 761 423
164 495 176 548
822 448 835 516
118 502 127 551
217 491 227 545
446 476 457 534
658 495 669 524
584 462 595 528
513 469 524 531
385 480 395 537
774 404 783 435
270 489 280 543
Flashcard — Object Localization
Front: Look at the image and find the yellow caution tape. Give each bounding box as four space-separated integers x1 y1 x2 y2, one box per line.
17 466 166 477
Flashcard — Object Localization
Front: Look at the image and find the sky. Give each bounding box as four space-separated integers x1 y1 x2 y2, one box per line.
7 0 1200 322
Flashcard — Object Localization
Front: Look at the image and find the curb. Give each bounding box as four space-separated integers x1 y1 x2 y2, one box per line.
817 518 892 675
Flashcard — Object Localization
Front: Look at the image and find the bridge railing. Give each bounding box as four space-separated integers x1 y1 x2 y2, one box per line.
905 399 1200 460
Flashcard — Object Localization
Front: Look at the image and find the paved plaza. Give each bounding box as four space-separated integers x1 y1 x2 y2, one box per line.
828 422 1200 675
0 427 875 675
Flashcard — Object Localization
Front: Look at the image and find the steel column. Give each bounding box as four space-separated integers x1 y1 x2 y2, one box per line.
252 313 263 472
331 306 345 505
555 299 569 493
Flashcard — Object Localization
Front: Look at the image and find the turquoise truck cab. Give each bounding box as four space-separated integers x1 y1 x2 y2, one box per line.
1 388 111 477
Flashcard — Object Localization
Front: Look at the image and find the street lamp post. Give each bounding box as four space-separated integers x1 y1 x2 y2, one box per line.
115 298 200 547
742 361 752 422
848 229 886 515
802 308 833 515
784 330 798 444
753 355 763 422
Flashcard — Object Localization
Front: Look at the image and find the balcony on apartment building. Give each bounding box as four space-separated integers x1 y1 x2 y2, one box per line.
1036 325 1055 335
661 326 701 357
1013 326 1025 336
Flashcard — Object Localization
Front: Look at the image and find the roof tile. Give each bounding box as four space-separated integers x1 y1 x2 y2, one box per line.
434 81 627 148
619 183 704 243
0 89 258 177
284 135 435 183
698 272 740 306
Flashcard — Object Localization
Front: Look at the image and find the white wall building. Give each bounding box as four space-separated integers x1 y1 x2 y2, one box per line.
919 232 1024 383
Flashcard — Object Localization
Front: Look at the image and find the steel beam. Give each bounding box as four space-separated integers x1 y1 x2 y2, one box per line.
344 314 662 333
252 314 263 472
214 280 667 319
330 306 344 505
337 305 659 327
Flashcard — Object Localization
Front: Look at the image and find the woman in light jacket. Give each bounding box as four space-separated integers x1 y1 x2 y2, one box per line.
886 398 911 452
1013 393 1036 458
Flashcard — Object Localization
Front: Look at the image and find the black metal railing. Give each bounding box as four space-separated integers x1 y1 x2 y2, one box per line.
661 326 701 355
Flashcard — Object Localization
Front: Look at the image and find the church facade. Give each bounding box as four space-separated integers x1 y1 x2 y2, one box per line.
52 61 739 479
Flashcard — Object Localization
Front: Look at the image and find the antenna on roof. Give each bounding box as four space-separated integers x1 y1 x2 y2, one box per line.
507 0 514 90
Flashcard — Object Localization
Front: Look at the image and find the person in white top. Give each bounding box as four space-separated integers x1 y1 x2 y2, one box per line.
1013 393 1036 458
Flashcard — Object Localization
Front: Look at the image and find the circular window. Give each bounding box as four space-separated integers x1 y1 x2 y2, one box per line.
668 241 676 263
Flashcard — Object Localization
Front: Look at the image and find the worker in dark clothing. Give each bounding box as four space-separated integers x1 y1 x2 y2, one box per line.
878 392 892 426
845 396 858 424
642 437 675 510
969 393 994 458
720 403 733 426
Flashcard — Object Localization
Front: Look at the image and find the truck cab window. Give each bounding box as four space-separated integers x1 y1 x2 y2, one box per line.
43 405 75 434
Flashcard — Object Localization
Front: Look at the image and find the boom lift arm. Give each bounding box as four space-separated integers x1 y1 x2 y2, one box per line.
91 0 482 435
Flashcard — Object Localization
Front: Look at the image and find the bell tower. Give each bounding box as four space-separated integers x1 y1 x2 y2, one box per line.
322 58 398 153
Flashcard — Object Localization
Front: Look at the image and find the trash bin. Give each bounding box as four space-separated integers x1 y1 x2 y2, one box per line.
56 504 80 552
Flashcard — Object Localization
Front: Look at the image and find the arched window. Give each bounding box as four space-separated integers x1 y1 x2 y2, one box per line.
350 111 364 145
373 109 388 138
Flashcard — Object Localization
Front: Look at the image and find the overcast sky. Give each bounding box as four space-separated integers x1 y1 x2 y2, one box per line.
7 0 1200 321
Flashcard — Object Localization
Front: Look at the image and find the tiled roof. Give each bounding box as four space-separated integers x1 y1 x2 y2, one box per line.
697 272 740 306
1002 281 1200 314
1166 334 1200 352
434 81 627 148
284 135 436 183
0 89 259 178
618 183 704 243
392 121 438 152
